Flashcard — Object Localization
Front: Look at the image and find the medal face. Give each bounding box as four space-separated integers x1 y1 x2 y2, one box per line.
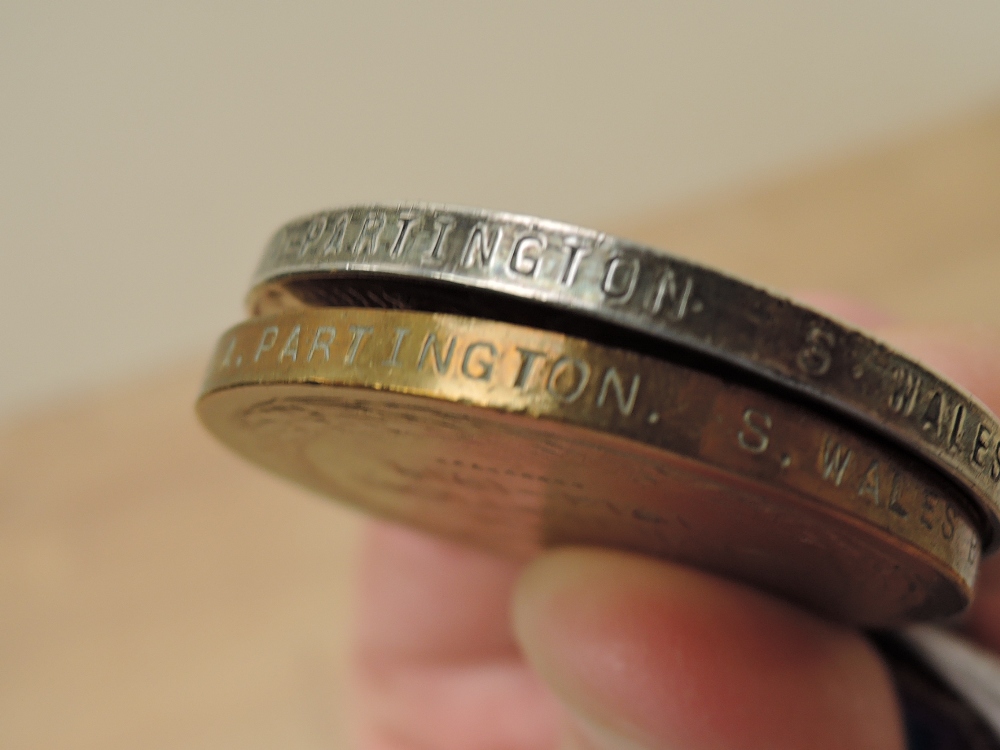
198 308 980 625
245 204 1000 551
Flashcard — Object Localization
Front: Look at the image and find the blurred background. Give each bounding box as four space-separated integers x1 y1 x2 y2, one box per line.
4 1 1000 417
2 3 1000 748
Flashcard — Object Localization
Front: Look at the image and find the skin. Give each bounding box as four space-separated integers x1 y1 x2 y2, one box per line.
351 297 1000 749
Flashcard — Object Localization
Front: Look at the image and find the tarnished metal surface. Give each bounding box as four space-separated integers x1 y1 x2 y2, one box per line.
198 308 981 625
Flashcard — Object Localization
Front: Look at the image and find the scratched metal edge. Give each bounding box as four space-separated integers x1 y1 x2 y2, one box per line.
245 203 1000 552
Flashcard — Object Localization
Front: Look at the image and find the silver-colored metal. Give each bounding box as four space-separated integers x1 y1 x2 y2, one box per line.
247 204 1000 551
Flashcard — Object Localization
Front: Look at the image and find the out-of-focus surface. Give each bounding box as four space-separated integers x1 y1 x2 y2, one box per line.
0 369 364 748
2 107 1000 749
4 4 1000 747
3 3 1000 417
619 108 1000 326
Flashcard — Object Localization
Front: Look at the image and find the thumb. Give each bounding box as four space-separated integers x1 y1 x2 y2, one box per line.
512 548 904 750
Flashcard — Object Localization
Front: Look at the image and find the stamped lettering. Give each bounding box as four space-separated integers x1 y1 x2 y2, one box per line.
943 504 957 540
546 356 590 403
851 457 911 519
298 215 328 257
307 326 337 362
388 212 417 257
920 492 939 530
421 216 454 264
461 342 497 381
737 408 772 454
383 327 410 367
922 392 944 435
254 326 280 362
949 403 967 452
462 223 503 268
219 337 237 368
596 368 640 416
559 239 590 286
352 212 386 256
321 213 350 256
858 460 881 505
973 424 993 468
818 436 852 486
648 265 694 320
797 326 835 377
514 348 546 389
418 332 457 374
509 235 544 277
344 325 373 365
888 368 921 416
278 325 301 362
601 256 639 303
887 473 909 518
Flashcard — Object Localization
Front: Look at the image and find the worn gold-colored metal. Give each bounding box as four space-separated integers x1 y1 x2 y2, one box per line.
197 307 981 625
245 205 1000 551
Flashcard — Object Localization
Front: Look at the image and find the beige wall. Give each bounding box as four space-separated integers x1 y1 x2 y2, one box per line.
2 2 1000 418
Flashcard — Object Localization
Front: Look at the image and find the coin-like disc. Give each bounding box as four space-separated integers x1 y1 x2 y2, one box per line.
246 204 1000 551
197 308 981 625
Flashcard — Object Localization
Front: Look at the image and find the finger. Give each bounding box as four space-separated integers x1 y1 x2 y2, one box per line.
355 520 523 661
353 520 561 750
514 548 904 750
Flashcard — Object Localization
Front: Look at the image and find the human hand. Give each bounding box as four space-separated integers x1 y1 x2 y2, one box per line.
351 298 1000 749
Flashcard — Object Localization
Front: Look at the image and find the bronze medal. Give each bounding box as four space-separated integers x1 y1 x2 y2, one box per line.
198 308 981 625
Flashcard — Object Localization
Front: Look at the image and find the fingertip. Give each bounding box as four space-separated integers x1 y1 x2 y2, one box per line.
514 547 904 750
356 519 523 661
